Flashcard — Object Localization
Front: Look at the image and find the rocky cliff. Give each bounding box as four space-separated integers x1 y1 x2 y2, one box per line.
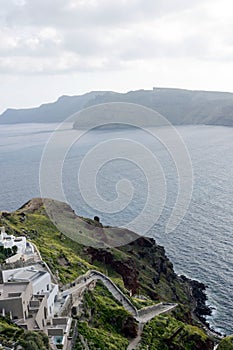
0 198 219 349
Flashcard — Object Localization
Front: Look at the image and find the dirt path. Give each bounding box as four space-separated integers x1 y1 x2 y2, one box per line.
127 323 144 350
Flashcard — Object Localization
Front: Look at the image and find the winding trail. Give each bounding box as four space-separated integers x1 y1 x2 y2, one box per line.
62 269 177 349
31 242 177 349
127 323 144 350
62 270 177 322
30 242 222 350
62 270 138 317
127 303 178 350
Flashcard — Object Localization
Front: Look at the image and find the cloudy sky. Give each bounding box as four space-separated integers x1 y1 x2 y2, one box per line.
1 0 233 113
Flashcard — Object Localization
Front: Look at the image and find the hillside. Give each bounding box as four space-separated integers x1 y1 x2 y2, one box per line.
0 198 221 349
0 315 49 349
1 88 233 126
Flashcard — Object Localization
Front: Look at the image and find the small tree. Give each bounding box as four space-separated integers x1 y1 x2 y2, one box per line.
4 247 12 258
12 245 18 255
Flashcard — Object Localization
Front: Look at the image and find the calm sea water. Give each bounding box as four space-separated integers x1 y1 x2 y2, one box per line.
0 123 233 335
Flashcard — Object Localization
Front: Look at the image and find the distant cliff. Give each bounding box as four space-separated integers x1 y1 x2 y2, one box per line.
1 87 233 126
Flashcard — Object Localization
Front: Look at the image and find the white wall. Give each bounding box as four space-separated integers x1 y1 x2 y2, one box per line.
2 266 59 321
32 272 51 295
2 268 51 295
47 284 59 318
0 235 27 254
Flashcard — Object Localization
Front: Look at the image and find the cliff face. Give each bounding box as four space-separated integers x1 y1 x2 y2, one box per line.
2 88 233 126
87 246 140 294
0 198 216 349
87 236 211 324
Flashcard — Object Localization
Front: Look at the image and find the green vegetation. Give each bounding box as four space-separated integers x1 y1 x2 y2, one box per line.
82 282 130 332
0 316 49 349
77 321 128 350
17 331 49 350
218 336 233 350
0 199 218 349
76 282 132 350
0 203 191 307
1 210 95 283
139 315 212 350
0 245 18 262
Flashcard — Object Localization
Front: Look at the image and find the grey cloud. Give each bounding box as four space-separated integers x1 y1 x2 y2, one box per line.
0 36 61 57
0 49 125 75
3 0 204 29
0 0 231 76
117 33 213 61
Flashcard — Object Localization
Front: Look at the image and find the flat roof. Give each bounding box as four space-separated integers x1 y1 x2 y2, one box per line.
0 282 30 300
4 266 47 283
12 269 46 282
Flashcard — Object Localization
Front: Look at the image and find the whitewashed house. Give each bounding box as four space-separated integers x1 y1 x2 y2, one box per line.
0 226 34 263
0 264 59 331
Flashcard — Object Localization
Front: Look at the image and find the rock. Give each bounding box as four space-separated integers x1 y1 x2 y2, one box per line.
87 247 139 294
121 316 138 338
180 275 212 322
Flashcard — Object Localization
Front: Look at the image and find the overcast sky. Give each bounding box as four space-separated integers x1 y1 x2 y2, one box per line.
1 0 233 113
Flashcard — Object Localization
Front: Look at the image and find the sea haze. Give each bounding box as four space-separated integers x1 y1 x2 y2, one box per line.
0 123 233 335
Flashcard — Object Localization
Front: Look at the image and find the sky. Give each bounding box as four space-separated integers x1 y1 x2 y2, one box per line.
1 0 233 113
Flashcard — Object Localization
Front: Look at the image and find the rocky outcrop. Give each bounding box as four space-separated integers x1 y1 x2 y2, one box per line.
180 275 212 323
87 247 140 294
190 280 212 321
122 315 138 338
87 235 212 323
129 237 176 283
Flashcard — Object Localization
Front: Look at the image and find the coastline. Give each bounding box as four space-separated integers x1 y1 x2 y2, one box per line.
0 198 229 349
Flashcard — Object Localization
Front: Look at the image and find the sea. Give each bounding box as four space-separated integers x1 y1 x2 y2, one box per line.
0 122 233 335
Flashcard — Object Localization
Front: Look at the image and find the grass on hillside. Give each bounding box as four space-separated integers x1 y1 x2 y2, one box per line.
0 316 49 350
218 336 233 350
76 282 132 350
139 314 212 350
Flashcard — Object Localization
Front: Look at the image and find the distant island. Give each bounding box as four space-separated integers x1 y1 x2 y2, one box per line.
1 198 231 349
1 87 233 126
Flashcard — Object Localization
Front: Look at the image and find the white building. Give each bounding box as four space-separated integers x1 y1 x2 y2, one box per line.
0 226 34 263
2 265 59 319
